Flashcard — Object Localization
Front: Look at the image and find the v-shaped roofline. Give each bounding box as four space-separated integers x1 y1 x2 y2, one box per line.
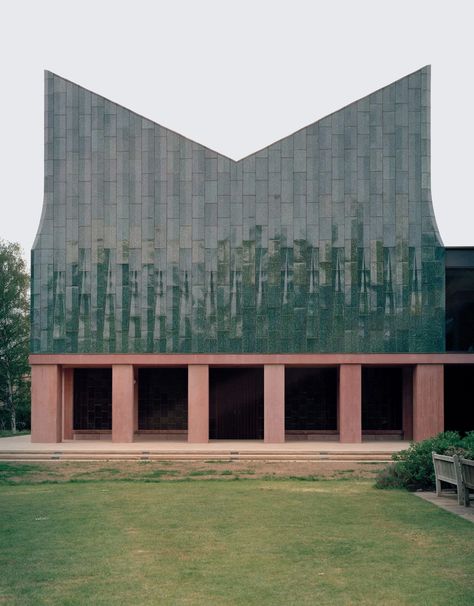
45 65 430 163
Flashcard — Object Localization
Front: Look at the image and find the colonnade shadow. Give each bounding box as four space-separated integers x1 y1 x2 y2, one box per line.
285 367 338 439
209 368 264 439
362 367 403 436
73 368 112 431
138 368 188 432
445 365 474 435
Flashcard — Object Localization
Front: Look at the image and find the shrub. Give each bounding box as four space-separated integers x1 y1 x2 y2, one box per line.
460 431 474 458
373 464 406 490
375 431 474 491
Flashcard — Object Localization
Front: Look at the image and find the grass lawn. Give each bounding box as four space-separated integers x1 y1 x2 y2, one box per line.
0 430 30 438
0 470 473 605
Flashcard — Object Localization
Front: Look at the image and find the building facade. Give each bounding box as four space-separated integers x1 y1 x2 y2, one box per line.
30 66 474 443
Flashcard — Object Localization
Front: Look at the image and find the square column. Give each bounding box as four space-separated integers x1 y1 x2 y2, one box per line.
402 367 413 441
413 364 444 441
112 365 134 443
31 365 62 443
264 364 285 443
133 367 139 433
62 368 74 440
188 365 209 443
339 364 362 443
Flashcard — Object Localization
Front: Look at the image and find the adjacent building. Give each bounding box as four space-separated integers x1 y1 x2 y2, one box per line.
30 66 474 443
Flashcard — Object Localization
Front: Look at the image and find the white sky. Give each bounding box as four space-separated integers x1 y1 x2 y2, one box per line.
1 0 473 258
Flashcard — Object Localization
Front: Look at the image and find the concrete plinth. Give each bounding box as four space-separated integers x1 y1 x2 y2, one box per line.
31 365 62 443
188 365 209 443
413 364 444 441
339 364 362 443
112 365 134 443
264 365 285 443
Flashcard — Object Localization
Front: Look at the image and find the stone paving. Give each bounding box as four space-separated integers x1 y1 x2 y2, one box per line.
414 491 474 524
0 434 407 452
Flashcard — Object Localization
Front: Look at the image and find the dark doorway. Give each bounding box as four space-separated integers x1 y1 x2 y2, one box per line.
73 368 112 430
362 367 402 431
209 368 264 439
445 365 474 435
138 368 187 430
446 249 474 351
285 367 338 434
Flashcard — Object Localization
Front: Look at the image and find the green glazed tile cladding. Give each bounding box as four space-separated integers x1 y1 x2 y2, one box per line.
31 67 445 354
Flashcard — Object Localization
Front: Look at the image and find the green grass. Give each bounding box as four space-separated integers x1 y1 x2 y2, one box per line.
1 480 474 605
0 462 50 482
0 430 30 438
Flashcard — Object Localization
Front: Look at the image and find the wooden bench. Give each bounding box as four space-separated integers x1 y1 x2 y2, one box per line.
432 453 464 506
460 457 474 507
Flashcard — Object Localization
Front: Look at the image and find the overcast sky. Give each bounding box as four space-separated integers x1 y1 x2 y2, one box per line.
1 0 473 259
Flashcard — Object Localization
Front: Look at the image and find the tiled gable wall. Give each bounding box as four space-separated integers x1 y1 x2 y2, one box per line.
31 67 445 353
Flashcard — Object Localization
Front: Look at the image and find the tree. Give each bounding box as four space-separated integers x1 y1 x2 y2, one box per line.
0 241 30 433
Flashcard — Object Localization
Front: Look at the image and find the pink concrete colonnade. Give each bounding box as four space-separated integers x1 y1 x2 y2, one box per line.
30 358 447 444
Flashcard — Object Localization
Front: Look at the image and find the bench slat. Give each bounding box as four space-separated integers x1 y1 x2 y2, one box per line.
432 452 465 506
460 457 474 506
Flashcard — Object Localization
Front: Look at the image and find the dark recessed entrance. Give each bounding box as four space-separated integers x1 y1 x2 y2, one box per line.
73 368 112 430
209 368 264 439
138 368 188 431
362 367 402 432
445 365 474 435
285 367 338 436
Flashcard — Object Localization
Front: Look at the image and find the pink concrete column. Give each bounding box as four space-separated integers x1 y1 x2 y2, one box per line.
264 364 285 443
338 364 362 443
413 364 444 441
188 365 209 443
31 365 62 443
112 365 134 443
62 368 74 440
133 367 139 433
402 367 413 441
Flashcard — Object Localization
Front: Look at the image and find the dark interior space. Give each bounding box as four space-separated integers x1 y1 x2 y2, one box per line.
444 365 474 435
285 367 338 431
446 249 474 351
209 368 264 439
73 368 112 430
138 368 188 430
362 367 402 431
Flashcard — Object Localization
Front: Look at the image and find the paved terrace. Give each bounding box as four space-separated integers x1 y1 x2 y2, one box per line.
415 492 474 523
0 435 407 461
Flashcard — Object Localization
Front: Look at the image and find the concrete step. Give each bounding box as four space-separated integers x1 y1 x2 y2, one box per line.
0 450 393 462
